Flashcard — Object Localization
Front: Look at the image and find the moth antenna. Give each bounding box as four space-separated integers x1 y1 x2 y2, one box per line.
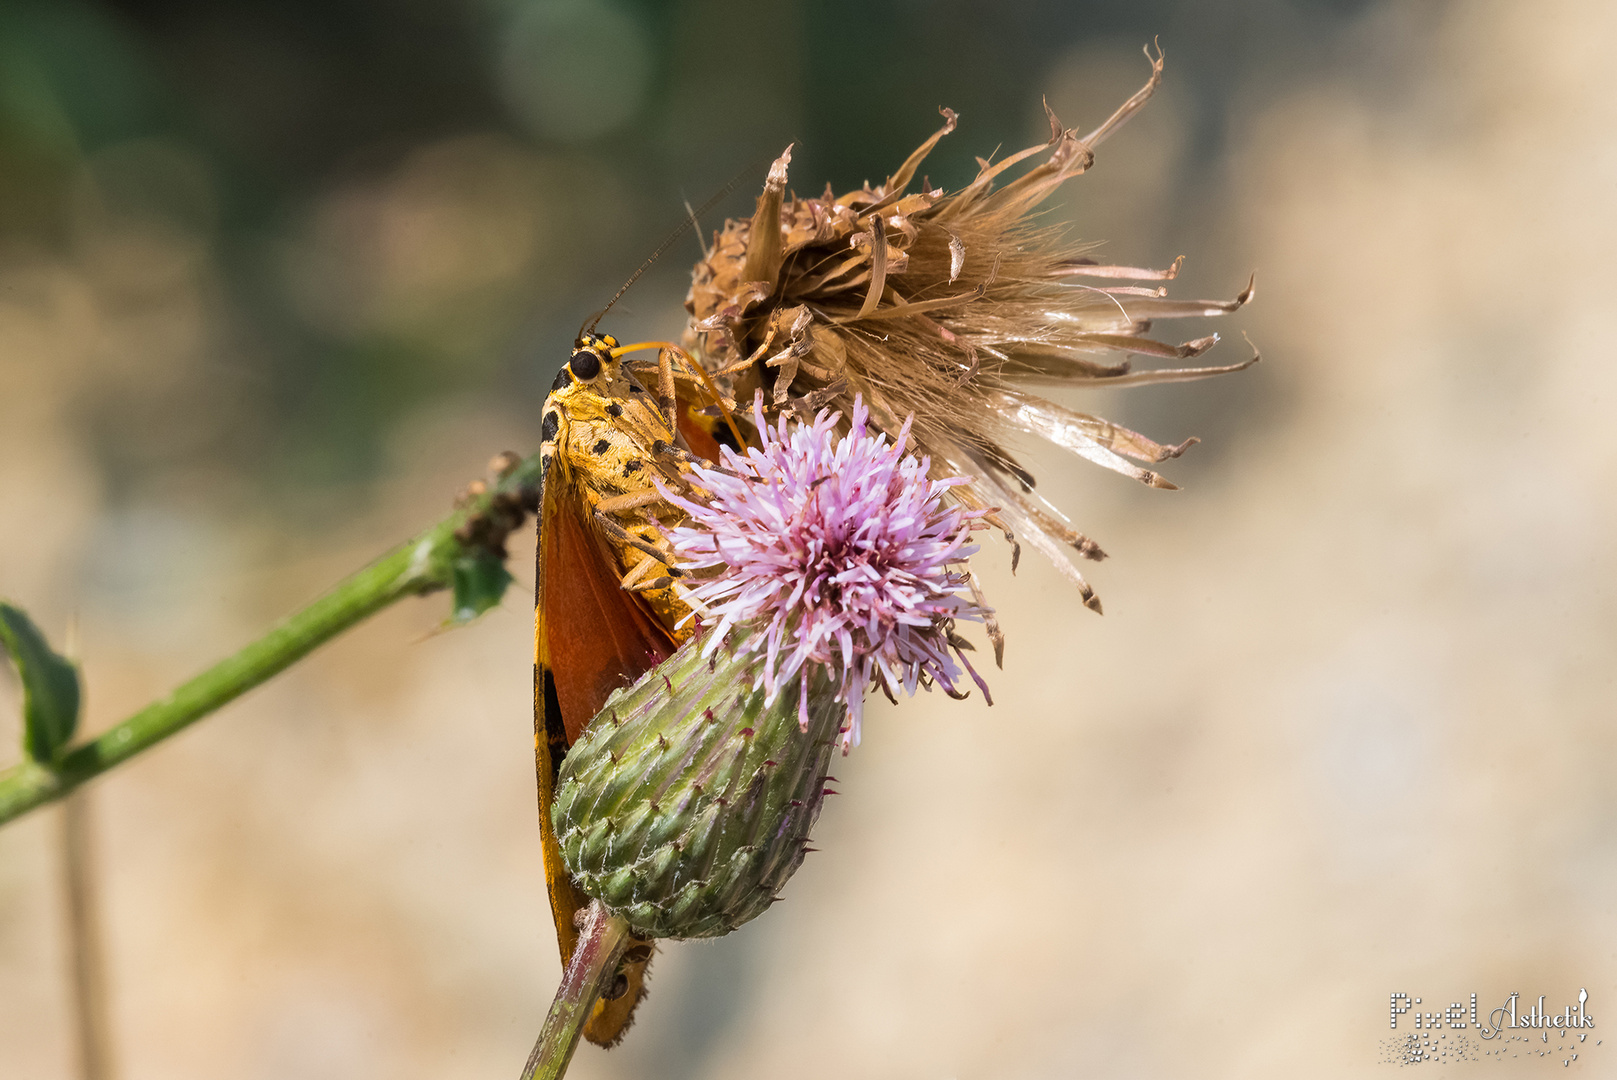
584 150 787 336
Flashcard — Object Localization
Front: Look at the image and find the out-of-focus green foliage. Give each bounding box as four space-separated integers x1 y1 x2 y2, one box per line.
0 0 1362 517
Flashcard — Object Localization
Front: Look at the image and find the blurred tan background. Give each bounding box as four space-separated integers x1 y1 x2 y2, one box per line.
2 0 1614 1076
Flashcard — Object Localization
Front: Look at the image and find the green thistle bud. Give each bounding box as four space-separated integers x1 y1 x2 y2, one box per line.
552 634 842 939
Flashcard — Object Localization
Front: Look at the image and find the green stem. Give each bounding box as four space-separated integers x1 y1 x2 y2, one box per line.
519 901 632 1080
0 453 542 828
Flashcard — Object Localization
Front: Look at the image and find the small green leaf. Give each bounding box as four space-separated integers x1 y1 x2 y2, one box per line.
448 551 515 625
0 602 82 762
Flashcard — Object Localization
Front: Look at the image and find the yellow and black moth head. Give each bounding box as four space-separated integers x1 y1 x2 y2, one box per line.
552 332 622 392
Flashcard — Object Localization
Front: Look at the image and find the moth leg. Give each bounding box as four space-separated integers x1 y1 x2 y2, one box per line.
654 443 704 468
714 323 778 378
655 348 678 435
621 346 745 447
593 510 674 563
713 360 753 378
617 555 666 593
623 569 675 595
661 343 746 447
595 489 676 514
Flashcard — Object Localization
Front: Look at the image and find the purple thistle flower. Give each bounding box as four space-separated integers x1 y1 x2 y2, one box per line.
659 397 993 751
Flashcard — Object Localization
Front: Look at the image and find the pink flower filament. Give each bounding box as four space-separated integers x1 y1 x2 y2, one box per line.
661 397 993 751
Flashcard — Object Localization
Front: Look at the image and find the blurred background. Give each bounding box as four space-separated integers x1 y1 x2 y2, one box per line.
2 0 1614 1076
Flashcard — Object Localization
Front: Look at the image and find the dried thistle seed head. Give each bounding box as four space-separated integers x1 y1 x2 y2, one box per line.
681 44 1254 613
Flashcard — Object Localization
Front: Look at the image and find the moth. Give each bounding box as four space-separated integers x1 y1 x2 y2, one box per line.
533 329 743 1045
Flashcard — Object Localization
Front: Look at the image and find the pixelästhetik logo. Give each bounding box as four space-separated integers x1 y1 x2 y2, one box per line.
1381 989 1599 1066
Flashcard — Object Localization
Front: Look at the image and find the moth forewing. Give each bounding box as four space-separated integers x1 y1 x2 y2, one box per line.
531 333 721 1046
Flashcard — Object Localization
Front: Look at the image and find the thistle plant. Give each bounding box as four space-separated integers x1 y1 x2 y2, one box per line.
0 44 1253 1080
524 397 996 1077
558 395 991 907
523 49 1257 1075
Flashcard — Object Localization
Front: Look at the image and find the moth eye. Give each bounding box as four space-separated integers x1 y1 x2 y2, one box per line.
569 348 603 381
603 973 630 1000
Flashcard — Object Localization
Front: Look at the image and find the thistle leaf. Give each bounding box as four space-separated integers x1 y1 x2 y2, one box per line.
0 602 82 763
448 551 514 625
